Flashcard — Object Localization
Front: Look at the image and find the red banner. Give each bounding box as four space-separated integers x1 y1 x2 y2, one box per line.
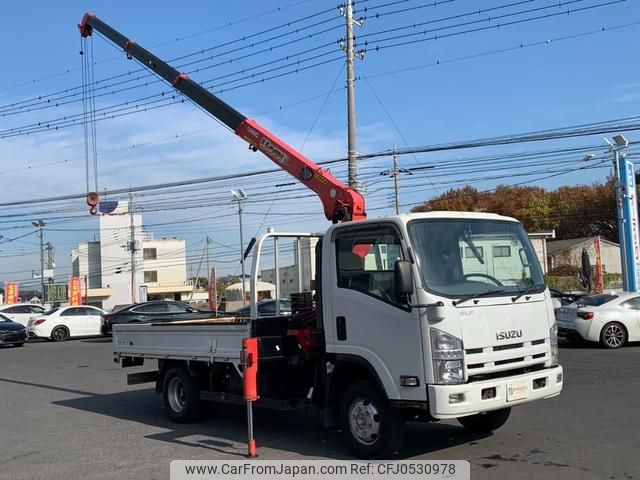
4 282 19 304
69 276 82 306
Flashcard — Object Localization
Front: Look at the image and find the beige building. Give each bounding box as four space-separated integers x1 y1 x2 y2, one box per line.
142 239 191 301
547 237 621 274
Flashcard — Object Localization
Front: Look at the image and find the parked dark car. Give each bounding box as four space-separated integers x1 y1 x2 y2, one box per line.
227 299 292 317
0 313 28 347
549 288 584 311
101 301 217 335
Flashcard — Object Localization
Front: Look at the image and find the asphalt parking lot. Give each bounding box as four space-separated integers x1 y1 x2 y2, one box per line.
0 338 639 480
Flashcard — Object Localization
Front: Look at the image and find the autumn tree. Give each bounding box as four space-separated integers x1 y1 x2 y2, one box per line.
412 179 620 241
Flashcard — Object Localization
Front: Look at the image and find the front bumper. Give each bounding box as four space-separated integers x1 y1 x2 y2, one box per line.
428 365 563 419
0 330 28 344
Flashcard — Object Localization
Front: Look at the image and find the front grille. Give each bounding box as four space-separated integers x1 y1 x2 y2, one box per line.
495 357 524 366
0 332 26 343
493 342 523 351
468 363 546 382
464 338 548 382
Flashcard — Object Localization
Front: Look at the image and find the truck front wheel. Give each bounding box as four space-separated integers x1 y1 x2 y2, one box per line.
162 366 202 423
457 407 511 434
340 381 405 459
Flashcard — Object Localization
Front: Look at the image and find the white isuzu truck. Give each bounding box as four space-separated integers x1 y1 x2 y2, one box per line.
112 214 562 458
78 13 563 459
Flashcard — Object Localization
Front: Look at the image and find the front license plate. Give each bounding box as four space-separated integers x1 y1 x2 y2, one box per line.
506 380 529 402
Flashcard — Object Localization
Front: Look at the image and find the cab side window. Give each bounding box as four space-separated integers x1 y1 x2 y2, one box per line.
335 226 403 304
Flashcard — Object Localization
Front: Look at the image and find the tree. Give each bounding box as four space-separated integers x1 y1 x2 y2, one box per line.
412 178 621 242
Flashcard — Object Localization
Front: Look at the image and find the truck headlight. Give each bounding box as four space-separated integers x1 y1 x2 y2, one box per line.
430 328 464 384
549 323 559 366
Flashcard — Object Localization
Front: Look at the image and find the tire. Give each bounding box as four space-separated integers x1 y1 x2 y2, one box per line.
339 381 405 459
457 408 511 434
51 326 70 342
600 322 627 349
13 343 25 347
162 366 202 423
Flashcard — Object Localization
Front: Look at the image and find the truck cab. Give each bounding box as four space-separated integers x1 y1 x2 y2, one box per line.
320 211 562 455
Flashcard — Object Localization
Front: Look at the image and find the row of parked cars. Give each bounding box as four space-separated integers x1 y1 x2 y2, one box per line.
4 290 635 349
0 299 292 346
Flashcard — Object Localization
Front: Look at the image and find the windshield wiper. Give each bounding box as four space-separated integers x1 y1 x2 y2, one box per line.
511 284 545 302
461 230 485 265
453 288 507 306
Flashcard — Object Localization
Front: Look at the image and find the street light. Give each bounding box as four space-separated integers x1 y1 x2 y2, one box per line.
231 189 248 307
613 134 629 148
32 220 46 301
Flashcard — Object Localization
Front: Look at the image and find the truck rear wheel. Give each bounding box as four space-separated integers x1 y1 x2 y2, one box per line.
162 366 202 423
457 407 511 434
340 381 405 459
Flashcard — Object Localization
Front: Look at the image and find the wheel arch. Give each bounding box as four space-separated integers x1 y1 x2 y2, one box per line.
324 354 388 427
156 360 199 393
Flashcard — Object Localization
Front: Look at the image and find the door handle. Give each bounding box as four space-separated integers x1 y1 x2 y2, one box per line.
336 316 347 341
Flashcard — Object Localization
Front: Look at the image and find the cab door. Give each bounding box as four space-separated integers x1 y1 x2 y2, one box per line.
324 223 425 401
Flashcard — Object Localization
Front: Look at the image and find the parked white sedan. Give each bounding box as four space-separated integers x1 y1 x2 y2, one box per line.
0 303 47 326
28 306 105 341
555 292 640 349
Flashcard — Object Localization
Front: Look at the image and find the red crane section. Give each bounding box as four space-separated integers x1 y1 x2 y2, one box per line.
79 13 366 223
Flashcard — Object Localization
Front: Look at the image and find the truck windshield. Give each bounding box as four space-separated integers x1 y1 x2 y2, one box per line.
407 218 545 298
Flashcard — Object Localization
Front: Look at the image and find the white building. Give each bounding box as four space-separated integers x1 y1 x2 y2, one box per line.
71 203 189 310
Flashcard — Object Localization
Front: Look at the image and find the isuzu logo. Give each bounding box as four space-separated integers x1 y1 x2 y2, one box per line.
496 330 523 341
260 137 289 165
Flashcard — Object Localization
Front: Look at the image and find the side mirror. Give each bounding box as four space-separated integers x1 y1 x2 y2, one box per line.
394 259 414 302
518 248 530 267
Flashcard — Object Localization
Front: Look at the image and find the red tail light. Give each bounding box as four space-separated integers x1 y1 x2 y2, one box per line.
577 311 594 320
34 319 46 326
103 314 116 323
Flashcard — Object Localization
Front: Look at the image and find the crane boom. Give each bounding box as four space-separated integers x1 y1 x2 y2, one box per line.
79 13 366 223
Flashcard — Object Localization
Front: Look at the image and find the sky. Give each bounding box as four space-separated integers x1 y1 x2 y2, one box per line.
0 0 639 290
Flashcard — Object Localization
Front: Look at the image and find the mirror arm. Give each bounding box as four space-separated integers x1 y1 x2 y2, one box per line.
404 299 445 309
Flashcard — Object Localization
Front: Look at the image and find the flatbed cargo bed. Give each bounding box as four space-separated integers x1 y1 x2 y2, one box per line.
112 316 251 363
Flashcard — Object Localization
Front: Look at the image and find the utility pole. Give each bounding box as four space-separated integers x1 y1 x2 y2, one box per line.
128 193 137 304
341 0 364 190
32 220 46 300
46 242 55 270
231 190 248 307
392 148 401 215
206 236 211 282
189 242 207 301
380 145 412 214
